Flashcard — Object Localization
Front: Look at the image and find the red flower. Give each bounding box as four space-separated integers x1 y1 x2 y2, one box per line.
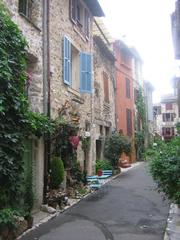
69 136 80 149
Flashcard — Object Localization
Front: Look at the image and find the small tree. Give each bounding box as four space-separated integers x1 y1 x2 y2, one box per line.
50 157 64 189
104 132 132 168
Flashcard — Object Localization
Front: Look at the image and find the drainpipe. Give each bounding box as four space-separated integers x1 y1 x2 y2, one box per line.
42 0 50 203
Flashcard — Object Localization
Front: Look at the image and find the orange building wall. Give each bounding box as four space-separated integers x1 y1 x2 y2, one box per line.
114 41 136 163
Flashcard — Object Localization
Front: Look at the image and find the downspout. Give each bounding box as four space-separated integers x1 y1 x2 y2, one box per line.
42 0 50 203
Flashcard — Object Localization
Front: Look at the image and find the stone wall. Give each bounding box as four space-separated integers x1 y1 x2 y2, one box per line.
3 0 44 114
93 38 116 164
49 0 95 174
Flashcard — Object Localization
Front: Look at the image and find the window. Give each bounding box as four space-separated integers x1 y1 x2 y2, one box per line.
19 0 40 26
85 122 90 131
166 103 173 110
70 0 90 38
63 36 92 93
126 78 130 98
162 127 174 136
103 72 109 103
105 127 110 136
162 113 174 122
19 0 31 18
126 109 132 137
100 125 103 135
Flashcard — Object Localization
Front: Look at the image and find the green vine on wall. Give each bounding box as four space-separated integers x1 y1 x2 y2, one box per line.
135 88 147 160
0 3 53 211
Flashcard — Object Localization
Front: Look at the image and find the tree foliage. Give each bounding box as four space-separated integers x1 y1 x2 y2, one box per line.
104 132 132 167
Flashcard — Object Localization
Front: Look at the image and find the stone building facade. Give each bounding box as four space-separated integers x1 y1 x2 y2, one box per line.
153 94 179 140
49 0 104 174
93 19 116 164
3 0 45 207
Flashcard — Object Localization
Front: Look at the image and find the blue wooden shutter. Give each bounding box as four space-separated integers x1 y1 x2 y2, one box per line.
63 36 71 85
80 53 92 93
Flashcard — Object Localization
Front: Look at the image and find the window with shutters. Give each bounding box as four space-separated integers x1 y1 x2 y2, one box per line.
69 0 90 39
126 109 132 137
162 113 174 122
103 72 109 103
126 78 130 98
63 36 92 93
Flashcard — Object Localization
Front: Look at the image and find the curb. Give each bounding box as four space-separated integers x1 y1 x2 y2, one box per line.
164 203 180 240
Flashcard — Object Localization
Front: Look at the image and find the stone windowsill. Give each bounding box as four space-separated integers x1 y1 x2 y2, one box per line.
67 87 84 104
19 13 41 32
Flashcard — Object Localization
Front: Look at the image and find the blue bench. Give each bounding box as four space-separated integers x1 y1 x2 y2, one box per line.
102 170 113 177
86 177 101 190
86 175 98 181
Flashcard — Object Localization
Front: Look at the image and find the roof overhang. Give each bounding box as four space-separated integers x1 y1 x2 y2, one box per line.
114 40 133 56
94 35 116 62
84 0 105 17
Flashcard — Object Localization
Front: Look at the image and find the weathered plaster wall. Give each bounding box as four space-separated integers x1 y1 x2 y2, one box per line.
113 41 136 162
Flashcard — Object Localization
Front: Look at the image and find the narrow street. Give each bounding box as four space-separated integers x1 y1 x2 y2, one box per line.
21 163 169 240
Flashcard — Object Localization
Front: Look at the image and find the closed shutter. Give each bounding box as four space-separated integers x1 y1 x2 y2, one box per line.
126 109 132 136
63 36 71 85
80 53 92 93
126 78 130 98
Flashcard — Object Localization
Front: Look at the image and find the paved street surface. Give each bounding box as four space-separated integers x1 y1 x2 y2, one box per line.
21 163 169 240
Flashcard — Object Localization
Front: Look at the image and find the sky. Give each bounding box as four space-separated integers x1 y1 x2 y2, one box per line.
98 0 177 103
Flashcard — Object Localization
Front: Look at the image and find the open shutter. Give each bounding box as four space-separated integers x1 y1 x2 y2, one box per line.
80 53 92 93
63 36 71 85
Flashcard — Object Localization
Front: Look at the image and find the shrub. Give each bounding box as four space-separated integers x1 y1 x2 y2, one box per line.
104 132 132 167
51 157 64 189
0 208 20 231
96 159 112 173
71 161 87 184
148 137 180 204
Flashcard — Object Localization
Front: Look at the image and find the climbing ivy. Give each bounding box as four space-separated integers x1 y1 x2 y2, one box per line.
135 88 147 160
0 3 53 210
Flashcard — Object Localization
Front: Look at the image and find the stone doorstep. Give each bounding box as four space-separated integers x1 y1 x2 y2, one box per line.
164 204 180 240
17 162 141 239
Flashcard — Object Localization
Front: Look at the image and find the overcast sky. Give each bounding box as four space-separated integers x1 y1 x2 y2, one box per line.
98 0 176 103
